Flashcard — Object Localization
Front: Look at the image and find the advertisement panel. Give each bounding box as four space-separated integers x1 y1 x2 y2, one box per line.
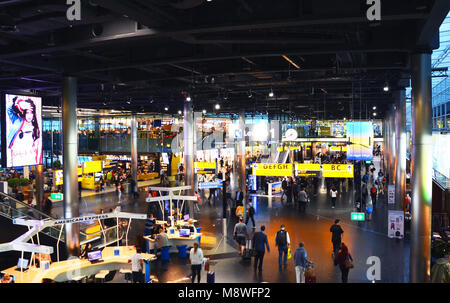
252 163 293 177
3 94 42 167
346 121 374 161
322 164 354 178
388 210 404 239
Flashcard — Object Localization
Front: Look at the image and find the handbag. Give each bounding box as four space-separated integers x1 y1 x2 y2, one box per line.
344 255 354 269
287 248 292 260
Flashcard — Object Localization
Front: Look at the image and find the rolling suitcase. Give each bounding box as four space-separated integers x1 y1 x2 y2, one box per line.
207 271 215 283
242 239 253 261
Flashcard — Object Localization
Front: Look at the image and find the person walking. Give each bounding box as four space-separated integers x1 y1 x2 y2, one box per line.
297 187 308 213
330 186 338 209
281 178 288 201
336 243 353 283
130 248 145 283
370 184 377 207
330 219 344 258
245 199 256 228
275 224 291 269
294 242 309 283
252 225 270 272
233 217 250 255
189 242 204 283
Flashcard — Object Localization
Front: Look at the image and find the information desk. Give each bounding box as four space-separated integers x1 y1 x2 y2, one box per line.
2 246 155 283
155 219 198 226
144 232 201 253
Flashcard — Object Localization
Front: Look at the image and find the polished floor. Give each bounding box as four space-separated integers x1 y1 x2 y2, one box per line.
46 161 410 283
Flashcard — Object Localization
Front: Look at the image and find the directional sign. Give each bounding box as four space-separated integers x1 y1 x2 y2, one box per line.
351 212 365 221
252 163 293 177
198 181 223 189
50 193 63 200
194 162 216 174
322 164 354 178
295 163 321 177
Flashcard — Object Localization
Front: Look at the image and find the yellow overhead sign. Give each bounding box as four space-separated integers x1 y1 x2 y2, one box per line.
195 162 216 174
83 161 102 174
252 163 293 177
322 164 354 178
295 163 321 178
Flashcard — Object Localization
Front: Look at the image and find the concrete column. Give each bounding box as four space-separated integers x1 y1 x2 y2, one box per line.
389 110 396 185
410 52 433 283
35 164 44 215
238 111 247 216
184 101 195 217
395 90 407 210
62 76 80 257
131 115 138 193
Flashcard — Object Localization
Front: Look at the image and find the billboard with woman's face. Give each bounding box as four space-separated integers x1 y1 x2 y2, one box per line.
3 94 42 167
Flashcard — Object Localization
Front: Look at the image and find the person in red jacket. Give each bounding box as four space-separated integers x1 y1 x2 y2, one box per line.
335 243 353 283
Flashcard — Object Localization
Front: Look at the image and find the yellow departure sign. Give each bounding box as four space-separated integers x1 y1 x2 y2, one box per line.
195 162 216 174
322 164 354 178
252 163 293 177
295 163 321 177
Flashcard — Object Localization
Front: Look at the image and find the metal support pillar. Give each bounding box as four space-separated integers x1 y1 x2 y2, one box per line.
395 90 407 210
62 76 80 257
35 164 44 215
389 110 396 185
238 111 247 216
410 52 433 283
131 115 138 194
184 101 195 217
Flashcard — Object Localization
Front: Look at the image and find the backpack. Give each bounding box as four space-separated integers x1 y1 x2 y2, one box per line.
276 230 287 247
371 187 377 195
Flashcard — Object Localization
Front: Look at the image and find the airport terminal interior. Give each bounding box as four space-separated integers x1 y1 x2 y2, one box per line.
0 0 448 284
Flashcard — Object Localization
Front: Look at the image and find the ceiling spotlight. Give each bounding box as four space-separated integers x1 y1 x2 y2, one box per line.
383 82 389 92
343 117 346 121
269 89 274 98
126 100 131 104
215 104 220 110
202 109 207 114
248 90 253 98
186 96 191 102
373 112 377 116
164 107 168 111
372 106 377 110
178 110 182 115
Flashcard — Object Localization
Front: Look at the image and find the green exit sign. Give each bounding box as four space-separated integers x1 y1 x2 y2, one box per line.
51 193 63 200
351 212 365 221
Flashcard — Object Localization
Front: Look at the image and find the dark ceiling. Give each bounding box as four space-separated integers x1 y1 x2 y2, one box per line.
0 0 449 119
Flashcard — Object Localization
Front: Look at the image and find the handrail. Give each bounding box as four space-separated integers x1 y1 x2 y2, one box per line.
0 191 55 220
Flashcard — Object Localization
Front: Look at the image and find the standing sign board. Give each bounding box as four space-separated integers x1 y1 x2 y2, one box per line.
388 185 395 204
388 210 404 239
252 163 293 177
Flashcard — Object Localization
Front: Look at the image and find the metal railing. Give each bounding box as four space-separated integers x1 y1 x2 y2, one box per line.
433 169 450 190
0 192 124 249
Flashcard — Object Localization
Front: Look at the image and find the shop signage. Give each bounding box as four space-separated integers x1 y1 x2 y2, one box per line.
194 162 216 174
252 163 293 177
295 163 321 177
351 212 365 221
388 210 404 239
55 168 83 185
83 160 102 174
52 214 110 226
198 181 223 189
50 193 63 200
105 155 131 162
322 164 354 178
388 185 395 204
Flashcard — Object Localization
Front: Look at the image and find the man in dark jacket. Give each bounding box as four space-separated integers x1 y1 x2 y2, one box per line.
330 219 344 258
275 224 291 269
235 187 244 207
245 200 255 228
252 225 270 272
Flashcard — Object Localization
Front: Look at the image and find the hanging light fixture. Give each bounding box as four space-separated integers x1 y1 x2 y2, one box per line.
383 82 389 92
269 88 274 98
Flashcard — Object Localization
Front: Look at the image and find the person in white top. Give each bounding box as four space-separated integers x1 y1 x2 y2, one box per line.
330 186 338 208
130 248 144 283
189 242 204 283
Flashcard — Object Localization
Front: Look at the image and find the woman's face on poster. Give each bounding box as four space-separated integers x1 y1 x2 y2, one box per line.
25 108 34 123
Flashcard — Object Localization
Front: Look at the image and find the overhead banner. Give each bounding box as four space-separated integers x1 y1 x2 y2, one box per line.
252 163 293 177
194 162 216 174
322 164 354 178
346 121 374 161
3 94 43 167
295 163 321 177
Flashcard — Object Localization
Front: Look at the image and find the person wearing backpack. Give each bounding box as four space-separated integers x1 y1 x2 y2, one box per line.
245 200 256 228
275 224 291 270
370 185 377 207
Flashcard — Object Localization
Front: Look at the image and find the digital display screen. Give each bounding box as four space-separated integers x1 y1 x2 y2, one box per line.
162 153 169 165
4 94 42 167
179 229 191 236
87 250 102 261
17 258 29 269
346 121 374 161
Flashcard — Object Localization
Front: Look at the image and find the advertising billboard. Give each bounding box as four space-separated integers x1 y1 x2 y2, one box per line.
2 94 42 167
346 121 373 161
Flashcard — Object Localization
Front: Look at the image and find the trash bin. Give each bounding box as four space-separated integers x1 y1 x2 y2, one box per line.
177 245 188 259
161 246 170 261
